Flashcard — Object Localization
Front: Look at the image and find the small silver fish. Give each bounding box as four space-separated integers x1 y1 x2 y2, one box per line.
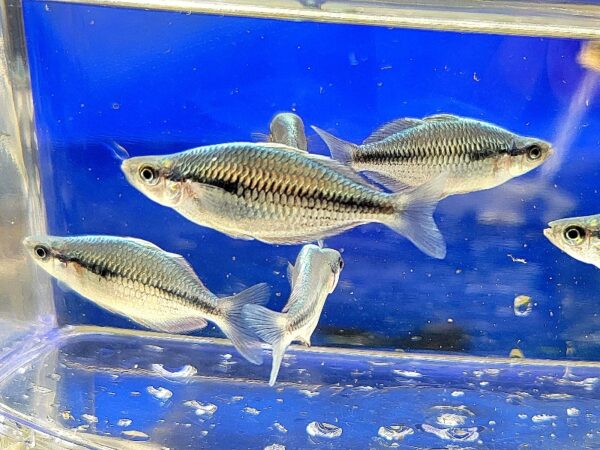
243 244 343 385
262 112 308 152
544 214 600 269
121 143 446 258
23 235 270 364
313 114 553 198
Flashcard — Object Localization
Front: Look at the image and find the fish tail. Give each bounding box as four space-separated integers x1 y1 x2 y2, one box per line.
311 126 357 164
219 283 271 365
388 174 447 259
242 304 288 386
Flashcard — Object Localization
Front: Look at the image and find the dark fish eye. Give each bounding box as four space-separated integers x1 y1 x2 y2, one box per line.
139 165 159 184
338 257 344 271
527 145 542 160
564 225 585 244
34 245 49 260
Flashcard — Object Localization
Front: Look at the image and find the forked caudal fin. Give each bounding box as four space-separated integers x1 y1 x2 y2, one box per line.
242 304 289 386
218 283 271 365
388 174 447 259
311 126 357 165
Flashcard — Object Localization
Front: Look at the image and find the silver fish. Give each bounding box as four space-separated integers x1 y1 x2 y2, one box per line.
23 235 270 364
544 214 600 269
121 142 446 259
243 244 343 385
313 114 553 198
265 112 308 152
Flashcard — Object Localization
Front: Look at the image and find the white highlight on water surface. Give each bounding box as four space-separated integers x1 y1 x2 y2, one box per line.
146 386 173 400
392 369 423 378
306 421 343 439
567 408 580 417
243 407 261 416
151 364 198 379
117 419 132 427
378 425 414 441
81 414 98 424
531 414 557 423
419 424 480 442
436 413 466 427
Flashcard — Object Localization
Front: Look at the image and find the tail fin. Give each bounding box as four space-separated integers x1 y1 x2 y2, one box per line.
219 283 270 365
242 304 288 386
311 126 357 165
388 174 447 259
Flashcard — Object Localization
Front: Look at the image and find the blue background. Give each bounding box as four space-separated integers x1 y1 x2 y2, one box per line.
22 1 600 360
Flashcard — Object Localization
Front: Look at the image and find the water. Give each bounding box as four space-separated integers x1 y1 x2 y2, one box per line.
0 0 599 448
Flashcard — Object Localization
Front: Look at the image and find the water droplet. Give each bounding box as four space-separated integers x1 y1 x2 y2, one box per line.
122 430 149 441
419 424 481 442
151 364 197 379
299 389 319 398
274 422 287 433
264 445 285 450
514 295 533 317
306 421 342 439
146 386 172 400
112 102 120 110
118 419 132 427
567 407 580 417
81 414 98 424
243 407 261 415
436 413 466 427
450 391 464 397
392 370 422 378
378 425 414 441
531 414 557 423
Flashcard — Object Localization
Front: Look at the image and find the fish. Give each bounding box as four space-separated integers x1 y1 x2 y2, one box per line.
312 114 553 199
242 244 344 385
22 235 270 364
578 40 600 73
254 112 308 152
121 142 447 259
544 214 600 269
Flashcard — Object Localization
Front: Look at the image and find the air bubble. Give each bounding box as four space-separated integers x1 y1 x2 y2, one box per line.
81 414 98 424
567 407 580 417
243 407 261 415
436 413 466 427
146 386 172 400
532 414 557 423
264 445 285 450
419 424 481 442
118 419 132 427
306 421 342 439
378 425 414 441
514 295 533 317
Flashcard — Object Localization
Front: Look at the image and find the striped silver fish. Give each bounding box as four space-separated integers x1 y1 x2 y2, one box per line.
264 112 309 152
243 244 343 385
313 114 553 198
121 143 447 258
544 214 600 269
23 235 269 364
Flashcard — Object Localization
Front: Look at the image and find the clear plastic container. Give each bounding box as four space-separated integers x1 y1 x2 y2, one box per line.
1 1 600 448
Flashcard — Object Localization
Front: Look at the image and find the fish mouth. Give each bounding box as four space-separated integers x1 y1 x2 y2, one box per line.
543 228 553 240
22 236 35 249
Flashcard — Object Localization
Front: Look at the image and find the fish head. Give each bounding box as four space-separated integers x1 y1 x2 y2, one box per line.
299 245 344 293
23 235 75 280
121 156 183 207
506 137 554 177
544 215 600 268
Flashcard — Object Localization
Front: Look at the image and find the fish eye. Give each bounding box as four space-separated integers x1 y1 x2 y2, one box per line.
527 145 542 160
139 165 159 185
34 245 49 260
338 257 344 271
564 225 585 244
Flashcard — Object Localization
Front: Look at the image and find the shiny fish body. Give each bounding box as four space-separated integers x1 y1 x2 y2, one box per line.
23 235 269 364
544 214 600 269
269 112 308 151
243 244 344 385
121 142 446 258
313 114 553 198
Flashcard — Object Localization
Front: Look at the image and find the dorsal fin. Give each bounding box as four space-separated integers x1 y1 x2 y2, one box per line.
423 113 461 122
363 118 424 144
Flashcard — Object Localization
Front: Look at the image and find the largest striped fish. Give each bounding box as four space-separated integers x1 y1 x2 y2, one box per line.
121 142 447 259
313 114 553 199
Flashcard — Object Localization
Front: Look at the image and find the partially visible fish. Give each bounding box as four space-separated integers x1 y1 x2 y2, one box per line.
121 143 447 259
242 244 343 385
313 114 553 198
544 214 600 269
254 112 308 151
23 235 270 364
578 41 600 73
